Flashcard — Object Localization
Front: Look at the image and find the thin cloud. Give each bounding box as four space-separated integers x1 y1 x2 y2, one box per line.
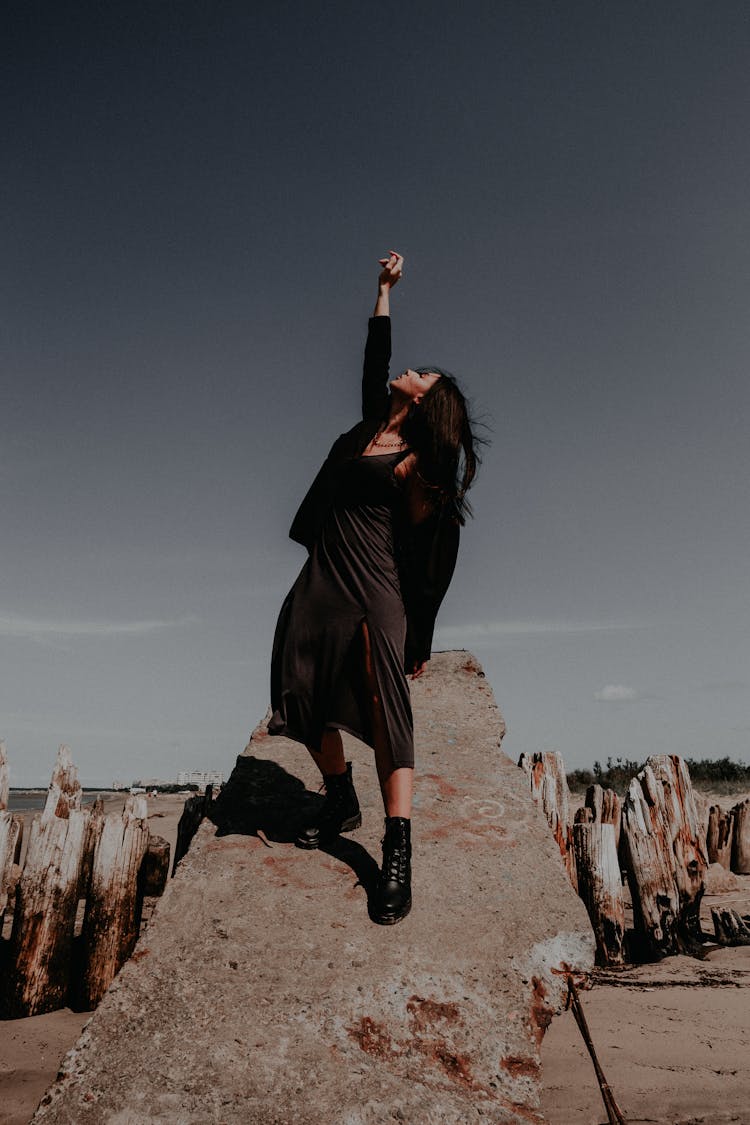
0 614 196 640
594 684 638 703
697 680 749 695
435 619 645 644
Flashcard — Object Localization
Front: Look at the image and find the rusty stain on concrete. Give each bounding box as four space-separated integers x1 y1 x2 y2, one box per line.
500 1055 542 1079
529 976 556 1045
406 995 462 1030
432 1043 475 1086
348 1003 482 1094
419 774 460 799
348 1016 396 1061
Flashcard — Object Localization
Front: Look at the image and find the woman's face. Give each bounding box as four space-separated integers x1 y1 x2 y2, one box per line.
390 369 441 404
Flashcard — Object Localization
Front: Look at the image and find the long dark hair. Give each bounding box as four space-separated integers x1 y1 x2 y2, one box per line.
401 367 482 525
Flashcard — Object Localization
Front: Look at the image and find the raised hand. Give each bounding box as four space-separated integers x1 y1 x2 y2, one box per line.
378 250 404 289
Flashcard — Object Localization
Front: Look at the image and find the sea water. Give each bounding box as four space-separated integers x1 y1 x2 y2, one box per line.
7 791 111 814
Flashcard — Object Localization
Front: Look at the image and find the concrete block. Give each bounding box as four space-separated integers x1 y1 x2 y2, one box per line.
33 652 594 1124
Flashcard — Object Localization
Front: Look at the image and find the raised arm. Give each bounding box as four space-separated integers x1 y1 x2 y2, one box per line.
362 250 404 421
373 250 403 316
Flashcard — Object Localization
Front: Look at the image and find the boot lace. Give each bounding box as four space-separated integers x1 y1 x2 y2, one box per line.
382 837 409 883
386 849 407 883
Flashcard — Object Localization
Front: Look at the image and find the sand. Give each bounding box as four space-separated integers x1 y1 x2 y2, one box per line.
541 905 750 1125
2 789 749 1125
0 1009 90 1125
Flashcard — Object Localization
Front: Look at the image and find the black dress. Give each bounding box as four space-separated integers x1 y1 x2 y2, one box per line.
268 447 415 768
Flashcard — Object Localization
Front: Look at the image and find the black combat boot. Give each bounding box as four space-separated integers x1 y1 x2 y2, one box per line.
295 761 362 850
372 816 412 925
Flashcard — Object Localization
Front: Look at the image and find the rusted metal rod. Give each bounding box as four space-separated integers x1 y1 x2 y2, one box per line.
566 974 627 1125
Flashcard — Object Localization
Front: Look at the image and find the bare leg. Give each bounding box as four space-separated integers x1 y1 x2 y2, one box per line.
306 729 346 777
378 760 413 818
361 621 414 818
296 727 360 849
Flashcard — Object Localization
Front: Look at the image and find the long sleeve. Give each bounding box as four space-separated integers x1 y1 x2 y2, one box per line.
289 317 391 551
361 315 391 421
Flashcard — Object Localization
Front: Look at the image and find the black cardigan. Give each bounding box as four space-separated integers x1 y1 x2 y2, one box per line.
288 316 460 672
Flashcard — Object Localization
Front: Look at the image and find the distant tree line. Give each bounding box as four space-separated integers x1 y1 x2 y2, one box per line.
567 755 750 795
75 784 200 794
148 783 201 794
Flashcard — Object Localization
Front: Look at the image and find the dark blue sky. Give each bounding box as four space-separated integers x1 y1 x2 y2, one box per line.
3 2 750 784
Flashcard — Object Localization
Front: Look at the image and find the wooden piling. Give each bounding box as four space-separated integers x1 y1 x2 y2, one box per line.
140 835 170 897
0 812 22 927
0 743 23 926
585 783 622 850
519 751 577 889
650 755 707 942
711 906 750 946
3 747 90 1016
730 798 750 874
620 755 708 960
706 804 734 869
573 786 625 967
43 744 82 818
79 795 150 1009
0 740 9 810
79 795 105 898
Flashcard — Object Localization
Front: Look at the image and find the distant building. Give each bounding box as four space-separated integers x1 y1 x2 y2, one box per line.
176 769 224 792
112 779 127 790
131 777 174 789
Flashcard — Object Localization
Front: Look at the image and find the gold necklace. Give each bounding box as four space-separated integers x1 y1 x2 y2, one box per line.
372 430 406 449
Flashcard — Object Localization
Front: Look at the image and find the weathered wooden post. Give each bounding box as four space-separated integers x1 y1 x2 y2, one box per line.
140 835 170 896
3 746 90 1017
706 804 734 869
0 742 23 926
620 755 708 960
0 739 8 809
518 751 577 889
730 798 750 874
43 743 81 818
650 755 707 947
712 907 750 946
573 785 625 967
137 834 171 935
79 795 150 1008
80 795 105 896
585 783 622 851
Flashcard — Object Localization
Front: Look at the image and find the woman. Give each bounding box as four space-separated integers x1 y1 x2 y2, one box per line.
268 251 479 925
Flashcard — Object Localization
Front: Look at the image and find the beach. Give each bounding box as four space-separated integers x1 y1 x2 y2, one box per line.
2 789 749 1124
541 895 750 1124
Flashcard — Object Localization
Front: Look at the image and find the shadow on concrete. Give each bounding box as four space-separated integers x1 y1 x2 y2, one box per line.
209 754 381 902
210 754 318 842
320 834 381 905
